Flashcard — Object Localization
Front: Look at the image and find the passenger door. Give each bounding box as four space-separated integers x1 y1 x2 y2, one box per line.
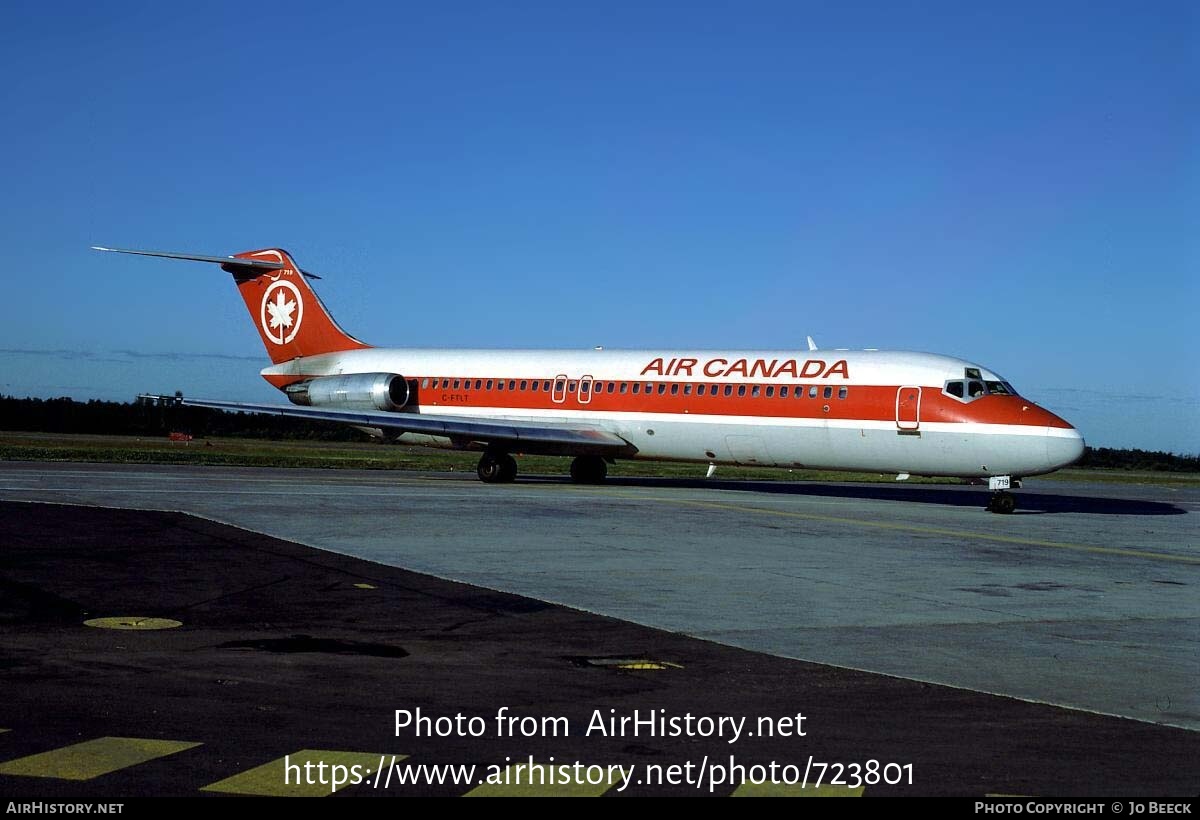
896 386 921 431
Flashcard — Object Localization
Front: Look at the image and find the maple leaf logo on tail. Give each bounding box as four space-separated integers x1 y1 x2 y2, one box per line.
266 290 296 330
260 280 304 345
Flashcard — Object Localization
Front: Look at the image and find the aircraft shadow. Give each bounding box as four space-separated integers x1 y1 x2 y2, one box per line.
538 477 1187 516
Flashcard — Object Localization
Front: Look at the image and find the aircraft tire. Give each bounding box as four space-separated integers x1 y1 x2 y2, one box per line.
478 452 517 483
988 491 1016 514
570 455 608 484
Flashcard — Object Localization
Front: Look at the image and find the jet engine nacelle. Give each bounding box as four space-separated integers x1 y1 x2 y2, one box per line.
285 373 410 412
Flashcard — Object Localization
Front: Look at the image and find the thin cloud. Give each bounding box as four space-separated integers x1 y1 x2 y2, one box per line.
114 349 264 363
1029 386 1199 407
0 347 96 358
0 347 263 364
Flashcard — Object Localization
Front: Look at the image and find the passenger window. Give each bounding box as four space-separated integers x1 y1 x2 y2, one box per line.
474 379 481 390
531 381 539 392
632 383 641 394
780 386 789 398
620 382 628 394
554 380 564 392
823 386 832 399
751 386 761 398
508 380 516 390
657 383 667 395
543 380 551 391
453 380 460 389
670 384 679 395
809 386 818 398
422 378 430 389
838 387 847 399
497 381 505 391
696 385 705 396
724 385 733 397
946 381 964 398
738 385 747 397
520 380 528 390
607 382 615 393
766 386 774 397
683 384 692 396
645 383 653 394
580 382 589 394
486 380 493 390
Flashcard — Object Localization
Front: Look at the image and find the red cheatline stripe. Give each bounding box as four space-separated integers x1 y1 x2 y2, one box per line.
262 374 1073 429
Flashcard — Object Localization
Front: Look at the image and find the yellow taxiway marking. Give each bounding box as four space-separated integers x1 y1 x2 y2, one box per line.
0 737 199 780
637 497 1199 565
464 764 627 797
201 750 404 797
733 782 864 797
83 616 182 630
352 583 378 589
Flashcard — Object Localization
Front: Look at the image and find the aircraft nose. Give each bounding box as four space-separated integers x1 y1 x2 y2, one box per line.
1045 426 1085 470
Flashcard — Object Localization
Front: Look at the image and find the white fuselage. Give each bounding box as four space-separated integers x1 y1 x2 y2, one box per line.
262 347 1085 478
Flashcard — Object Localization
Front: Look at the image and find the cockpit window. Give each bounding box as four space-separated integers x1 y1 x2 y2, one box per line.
946 376 1020 402
964 368 982 380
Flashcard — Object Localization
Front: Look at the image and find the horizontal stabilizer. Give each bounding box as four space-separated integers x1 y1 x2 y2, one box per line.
93 246 282 269
92 246 321 278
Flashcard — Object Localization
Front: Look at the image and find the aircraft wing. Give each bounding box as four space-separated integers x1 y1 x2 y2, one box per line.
143 396 637 457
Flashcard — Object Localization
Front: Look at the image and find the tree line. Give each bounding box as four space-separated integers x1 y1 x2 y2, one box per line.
0 395 361 441
1 395 1197 470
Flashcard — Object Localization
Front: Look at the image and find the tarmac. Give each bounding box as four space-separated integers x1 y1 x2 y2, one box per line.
0 461 1197 796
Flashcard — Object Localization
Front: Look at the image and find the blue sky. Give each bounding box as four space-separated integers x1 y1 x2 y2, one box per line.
1 2 1195 452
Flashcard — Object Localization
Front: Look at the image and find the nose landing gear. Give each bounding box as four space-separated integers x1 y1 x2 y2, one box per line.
987 491 1016 514
985 475 1019 514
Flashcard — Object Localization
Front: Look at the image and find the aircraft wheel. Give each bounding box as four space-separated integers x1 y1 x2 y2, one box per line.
498 453 518 483
478 452 517 484
569 455 608 484
987 491 1016 514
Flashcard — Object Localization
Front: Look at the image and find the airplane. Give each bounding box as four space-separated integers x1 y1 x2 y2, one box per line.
93 245 1085 513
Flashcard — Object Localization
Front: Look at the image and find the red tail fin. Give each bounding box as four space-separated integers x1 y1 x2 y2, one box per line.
227 248 370 363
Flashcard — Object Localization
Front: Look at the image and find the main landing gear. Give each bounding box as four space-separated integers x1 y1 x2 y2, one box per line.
477 451 518 484
475 452 610 485
569 455 608 484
